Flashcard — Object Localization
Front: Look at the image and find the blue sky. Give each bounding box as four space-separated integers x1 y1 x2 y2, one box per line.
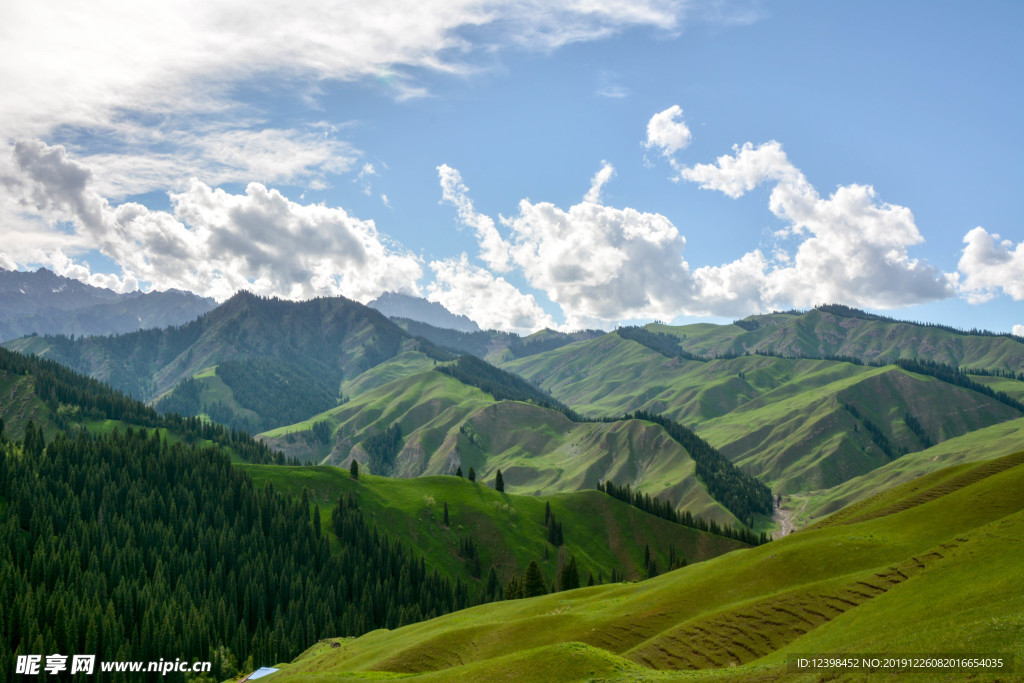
1 1 1021 334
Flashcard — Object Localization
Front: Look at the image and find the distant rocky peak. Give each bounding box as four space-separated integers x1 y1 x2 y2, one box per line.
368 292 480 332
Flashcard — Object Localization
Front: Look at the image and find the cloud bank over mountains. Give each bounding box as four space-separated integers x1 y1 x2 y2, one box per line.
3 110 1020 334
5 139 423 302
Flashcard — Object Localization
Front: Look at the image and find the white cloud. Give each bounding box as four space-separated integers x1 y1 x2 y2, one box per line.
79 126 358 199
675 139 955 310
356 162 377 197
427 255 555 334
597 85 629 98
957 227 1024 303
438 164 511 272
692 250 770 317
0 0 687 223
583 161 615 204
1013 324 1024 338
4 140 422 302
440 163 698 328
644 105 693 158
440 129 960 326
503 196 696 327
678 140 800 197
0 0 683 143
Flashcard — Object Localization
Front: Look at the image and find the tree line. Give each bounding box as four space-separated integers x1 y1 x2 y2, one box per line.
596 480 771 546
622 410 774 524
0 347 285 465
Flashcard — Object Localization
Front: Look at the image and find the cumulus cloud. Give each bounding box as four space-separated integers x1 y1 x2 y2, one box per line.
427 255 556 334
438 164 511 272
4 139 422 302
440 163 698 328
502 196 696 327
675 139 955 310
957 227 1024 303
1013 324 1024 338
678 140 799 197
644 105 693 158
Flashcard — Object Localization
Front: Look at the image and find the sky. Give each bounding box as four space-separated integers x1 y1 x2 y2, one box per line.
1 1 1022 335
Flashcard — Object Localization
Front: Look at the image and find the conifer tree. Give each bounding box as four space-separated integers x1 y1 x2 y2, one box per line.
485 566 500 601
522 561 547 598
468 467 476 482
455 465 463 478
558 556 579 591
350 459 359 479
495 469 504 492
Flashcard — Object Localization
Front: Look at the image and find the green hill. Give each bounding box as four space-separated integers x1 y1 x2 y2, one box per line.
3 292 453 431
259 368 757 527
665 305 1024 371
793 416 1024 526
239 466 749 589
270 450 1024 681
505 334 1021 493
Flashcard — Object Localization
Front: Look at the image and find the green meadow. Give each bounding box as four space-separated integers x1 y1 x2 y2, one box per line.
268 451 1024 681
239 465 748 589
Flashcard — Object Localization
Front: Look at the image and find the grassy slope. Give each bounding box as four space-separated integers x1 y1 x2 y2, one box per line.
796 416 1024 525
0 370 53 440
259 370 741 525
698 366 1019 492
655 308 1024 371
969 373 1024 401
238 466 747 588
340 350 437 399
505 337 1020 493
271 451 1024 681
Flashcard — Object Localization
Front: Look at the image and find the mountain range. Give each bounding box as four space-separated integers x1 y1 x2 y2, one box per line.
1 286 1022 680
0 267 216 341
6 292 1022 525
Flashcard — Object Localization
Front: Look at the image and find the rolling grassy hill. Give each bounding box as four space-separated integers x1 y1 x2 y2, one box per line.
238 465 749 590
259 368 750 527
792 415 1024 526
660 305 1024 371
504 333 1022 493
268 450 1024 681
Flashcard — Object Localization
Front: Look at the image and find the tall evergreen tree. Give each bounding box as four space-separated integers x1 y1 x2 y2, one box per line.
350 459 359 480
494 469 504 492
468 467 476 482
522 561 547 598
558 556 580 591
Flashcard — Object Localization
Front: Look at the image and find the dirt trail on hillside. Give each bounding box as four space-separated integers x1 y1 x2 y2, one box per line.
772 496 808 537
